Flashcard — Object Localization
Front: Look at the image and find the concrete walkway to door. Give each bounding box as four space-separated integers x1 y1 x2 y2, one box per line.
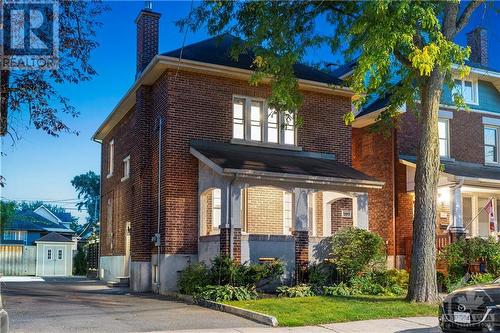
1 277 263 332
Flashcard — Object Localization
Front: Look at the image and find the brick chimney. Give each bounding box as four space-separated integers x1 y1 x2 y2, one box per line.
467 28 488 67
135 3 161 77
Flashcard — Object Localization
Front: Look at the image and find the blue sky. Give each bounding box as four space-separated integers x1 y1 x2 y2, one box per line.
1 1 499 224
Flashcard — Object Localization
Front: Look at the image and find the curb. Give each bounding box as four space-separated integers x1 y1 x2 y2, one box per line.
161 291 278 327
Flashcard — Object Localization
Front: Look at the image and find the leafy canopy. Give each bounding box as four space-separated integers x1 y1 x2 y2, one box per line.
179 1 481 128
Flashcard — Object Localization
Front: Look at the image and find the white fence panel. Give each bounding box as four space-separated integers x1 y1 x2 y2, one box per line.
0 245 36 276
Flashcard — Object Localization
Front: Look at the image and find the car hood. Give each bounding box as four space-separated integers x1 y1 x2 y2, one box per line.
445 284 500 305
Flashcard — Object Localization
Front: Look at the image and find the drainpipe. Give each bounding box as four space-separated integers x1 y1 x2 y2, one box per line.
156 116 164 293
392 127 397 268
228 175 237 259
92 137 104 279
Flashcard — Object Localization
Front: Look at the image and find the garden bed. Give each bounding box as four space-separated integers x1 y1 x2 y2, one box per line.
225 295 438 326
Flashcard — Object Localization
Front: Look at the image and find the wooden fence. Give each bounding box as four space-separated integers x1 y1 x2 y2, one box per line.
403 234 451 271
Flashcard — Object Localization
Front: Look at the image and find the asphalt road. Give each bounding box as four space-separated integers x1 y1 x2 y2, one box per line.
1 277 263 333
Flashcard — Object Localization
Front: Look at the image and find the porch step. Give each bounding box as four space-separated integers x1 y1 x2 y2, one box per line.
107 276 129 288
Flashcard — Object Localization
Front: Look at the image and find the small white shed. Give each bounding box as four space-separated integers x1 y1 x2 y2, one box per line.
35 232 73 277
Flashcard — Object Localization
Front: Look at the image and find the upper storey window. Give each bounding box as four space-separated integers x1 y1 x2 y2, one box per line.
438 118 450 158
485 127 498 164
232 96 296 146
453 79 478 104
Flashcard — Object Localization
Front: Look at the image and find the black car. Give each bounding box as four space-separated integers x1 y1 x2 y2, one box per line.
440 280 500 332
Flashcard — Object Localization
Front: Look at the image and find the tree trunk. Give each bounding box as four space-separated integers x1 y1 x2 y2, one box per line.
407 70 444 303
0 70 9 136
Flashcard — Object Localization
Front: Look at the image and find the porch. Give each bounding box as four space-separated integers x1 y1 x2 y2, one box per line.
191 140 384 279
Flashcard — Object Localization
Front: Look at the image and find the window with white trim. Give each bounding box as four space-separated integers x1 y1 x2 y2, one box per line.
107 139 114 177
438 118 450 158
212 189 221 231
283 192 293 235
484 126 498 164
3 230 27 243
232 97 296 145
58 249 63 260
453 79 478 104
121 155 130 181
47 249 52 260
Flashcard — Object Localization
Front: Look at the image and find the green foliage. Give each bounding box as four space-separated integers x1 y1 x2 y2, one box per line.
0 201 16 232
328 227 385 280
73 245 88 276
194 285 258 302
439 237 500 280
71 171 100 235
323 282 353 297
277 284 316 298
178 256 285 295
178 262 211 295
305 262 339 286
468 273 495 286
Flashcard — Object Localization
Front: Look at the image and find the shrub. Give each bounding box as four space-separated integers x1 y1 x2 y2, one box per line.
323 282 353 296
349 270 407 296
194 285 258 302
238 260 285 288
468 273 495 285
277 284 316 298
440 237 500 280
210 256 242 286
178 262 210 295
73 246 88 276
306 262 339 286
328 227 385 280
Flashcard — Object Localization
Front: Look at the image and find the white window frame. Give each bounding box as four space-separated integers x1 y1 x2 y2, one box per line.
438 118 450 158
283 192 293 235
232 96 297 147
3 230 27 243
47 248 52 260
453 78 479 105
212 188 221 231
57 249 63 261
484 126 499 165
121 155 130 182
107 139 114 178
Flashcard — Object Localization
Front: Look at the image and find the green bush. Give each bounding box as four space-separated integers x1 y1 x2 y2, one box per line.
178 256 285 295
440 237 500 280
277 284 316 298
323 282 353 296
328 227 385 280
73 245 88 276
348 270 407 296
306 262 339 286
194 285 258 302
178 262 210 295
468 273 495 285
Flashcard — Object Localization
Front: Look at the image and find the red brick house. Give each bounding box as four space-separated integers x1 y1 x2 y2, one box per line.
352 28 500 269
92 8 384 293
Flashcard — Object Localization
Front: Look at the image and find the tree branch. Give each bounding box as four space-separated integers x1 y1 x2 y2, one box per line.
394 50 412 69
456 0 484 33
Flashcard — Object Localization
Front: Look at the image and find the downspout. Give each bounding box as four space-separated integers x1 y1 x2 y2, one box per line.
156 116 163 292
92 138 104 279
228 175 237 259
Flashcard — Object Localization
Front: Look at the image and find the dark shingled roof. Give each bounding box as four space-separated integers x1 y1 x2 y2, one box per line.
402 155 500 181
163 35 345 86
36 232 73 243
5 210 74 233
191 140 378 183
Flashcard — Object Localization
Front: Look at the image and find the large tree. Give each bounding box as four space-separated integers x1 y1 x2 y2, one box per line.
71 171 100 236
180 0 486 302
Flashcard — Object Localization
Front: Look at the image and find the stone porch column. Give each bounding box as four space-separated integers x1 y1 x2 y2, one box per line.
450 181 466 242
293 188 310 282
220 181 243 262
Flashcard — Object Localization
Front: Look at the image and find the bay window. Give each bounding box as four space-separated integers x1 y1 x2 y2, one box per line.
232 96 296 146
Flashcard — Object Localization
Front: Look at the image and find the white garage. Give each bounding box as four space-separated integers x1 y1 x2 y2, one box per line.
35 232 74 277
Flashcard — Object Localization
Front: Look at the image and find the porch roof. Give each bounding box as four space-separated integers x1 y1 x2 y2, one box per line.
401 155 500 183
190 140 384 189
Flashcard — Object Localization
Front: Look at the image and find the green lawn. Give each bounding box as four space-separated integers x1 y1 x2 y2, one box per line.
225 295 438 326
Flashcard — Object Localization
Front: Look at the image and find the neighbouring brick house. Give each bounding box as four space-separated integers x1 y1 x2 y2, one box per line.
92 7 384 293
352 27 500 269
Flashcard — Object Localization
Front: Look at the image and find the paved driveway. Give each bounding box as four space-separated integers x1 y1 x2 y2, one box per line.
1 277 263 333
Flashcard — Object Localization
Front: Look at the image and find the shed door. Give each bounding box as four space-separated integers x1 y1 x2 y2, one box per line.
53 246 66 276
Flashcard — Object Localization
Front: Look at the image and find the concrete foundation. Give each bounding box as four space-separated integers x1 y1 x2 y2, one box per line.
130 261 152 292
152 254 198 293
99 256 126 282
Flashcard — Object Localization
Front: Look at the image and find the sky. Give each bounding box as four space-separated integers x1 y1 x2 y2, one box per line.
1 1 499 224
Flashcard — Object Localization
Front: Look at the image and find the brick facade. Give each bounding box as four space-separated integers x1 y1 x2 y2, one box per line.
246 187 285 235
100 68 354 262
330 198 353 234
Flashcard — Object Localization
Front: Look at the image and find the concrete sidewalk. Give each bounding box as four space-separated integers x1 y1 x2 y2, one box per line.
152 317 441 333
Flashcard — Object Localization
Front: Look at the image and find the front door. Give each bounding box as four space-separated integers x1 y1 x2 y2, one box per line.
124 222 131 276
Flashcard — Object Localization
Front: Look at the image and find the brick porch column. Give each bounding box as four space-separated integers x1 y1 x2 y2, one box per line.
219 182 242 262
293 188 310 282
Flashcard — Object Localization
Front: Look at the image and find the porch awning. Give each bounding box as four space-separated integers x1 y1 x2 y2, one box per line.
190 140 384 189
401 155 500 184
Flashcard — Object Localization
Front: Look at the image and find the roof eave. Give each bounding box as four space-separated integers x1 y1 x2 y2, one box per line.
92 55 356 141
